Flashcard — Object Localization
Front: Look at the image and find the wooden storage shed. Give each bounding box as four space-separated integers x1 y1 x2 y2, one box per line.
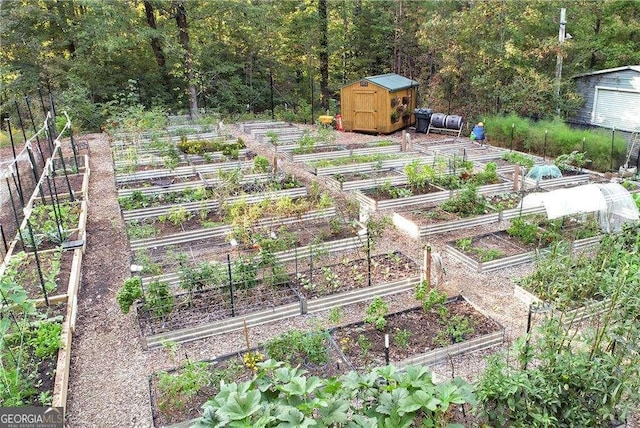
340 73 418 134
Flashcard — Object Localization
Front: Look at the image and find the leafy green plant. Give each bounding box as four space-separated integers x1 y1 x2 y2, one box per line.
554 150 591 172
193 361 476 427
455 237 472 252
179 261 225 304
327 306 343 324
116 276 143 314
29 321 62 359
507 216 540 245
144 279 174 318
394 328 410 348
167 206 193 227
502 151 535 168
252 155 270 173
365 296 389 331
441 184 489 217
157 361 212 413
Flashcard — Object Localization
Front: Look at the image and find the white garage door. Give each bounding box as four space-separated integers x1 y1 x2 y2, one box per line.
592 87 640 131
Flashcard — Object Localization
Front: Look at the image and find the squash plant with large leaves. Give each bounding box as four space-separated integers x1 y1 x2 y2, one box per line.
192 361 475 427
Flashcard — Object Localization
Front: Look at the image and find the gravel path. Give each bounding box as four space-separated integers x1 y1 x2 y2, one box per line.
63 125 638 427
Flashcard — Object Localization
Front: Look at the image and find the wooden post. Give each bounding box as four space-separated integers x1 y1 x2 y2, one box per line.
401 130 407 151
406 133 412 151
513 164 520 191
423 245 432 287
243 320 251 352
273 156 278 174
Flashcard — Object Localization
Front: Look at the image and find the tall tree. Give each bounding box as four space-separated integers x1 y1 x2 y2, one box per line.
172 1 199 116
143 1 171 94
319 0 330 108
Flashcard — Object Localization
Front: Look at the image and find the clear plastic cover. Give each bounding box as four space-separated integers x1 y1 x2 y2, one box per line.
525 164 563 181
520 183 639 232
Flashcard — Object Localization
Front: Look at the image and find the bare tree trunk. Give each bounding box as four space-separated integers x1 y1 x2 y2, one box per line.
319 0 330 109
143 1 171 93
173 1 199 117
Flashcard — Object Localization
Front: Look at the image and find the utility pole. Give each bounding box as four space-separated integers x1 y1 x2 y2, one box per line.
554 8 567 116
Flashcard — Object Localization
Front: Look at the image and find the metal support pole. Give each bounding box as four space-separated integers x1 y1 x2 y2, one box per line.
611 127 616 172
6 119 25 206
26 218 49 306
56 146 75 201
227 254 235 317
384 334 390 365
45 174 65 244
5 178 25 247
0 224 7 253
367 232 372 288
25 96 47 162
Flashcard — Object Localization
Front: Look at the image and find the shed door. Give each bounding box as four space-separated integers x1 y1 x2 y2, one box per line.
592 87 640 131
353 90 377 131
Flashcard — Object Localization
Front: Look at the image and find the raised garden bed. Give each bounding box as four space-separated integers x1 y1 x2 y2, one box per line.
324 167 407 191
446 220 604 273
281 142 401 163
303 154 434 176
393 198 546 239
122 187 307 222
149 350 260 427
513 285 611 326
128 206 339 252
331 295 504 371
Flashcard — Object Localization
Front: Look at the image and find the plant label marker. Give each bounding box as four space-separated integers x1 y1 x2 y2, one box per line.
384 334 390 365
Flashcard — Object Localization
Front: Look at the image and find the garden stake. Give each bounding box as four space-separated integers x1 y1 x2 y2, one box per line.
543 130 548 161
69 130 80 171
48 89 57 118
384 334 389 365
227 254 235 317
24 96 48 162
37 87 47 121
243 320 251 352
513 164 520 192
45 173 65 245
0 225 7 253
367 232 371 288
26 143 46 202
26 217 49 306
582 137 585 154
610 127 615 172
56 142 76 201
510 123 514 151
424 245 432 287
6 119 25 206
5 177 26 248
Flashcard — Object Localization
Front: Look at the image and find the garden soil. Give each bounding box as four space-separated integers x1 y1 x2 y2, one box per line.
51 125 638 427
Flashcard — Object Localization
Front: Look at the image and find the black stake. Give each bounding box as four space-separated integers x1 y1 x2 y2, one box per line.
26 218 49 306
227 254 235 317
5 178 25 248
611 127 616 172
384 334 390 365
25 96 47 162
0 224 7 253
6 119 25 206
367 232 372 288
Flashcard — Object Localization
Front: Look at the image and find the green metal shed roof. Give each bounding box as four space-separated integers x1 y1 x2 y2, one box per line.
345 73 418 91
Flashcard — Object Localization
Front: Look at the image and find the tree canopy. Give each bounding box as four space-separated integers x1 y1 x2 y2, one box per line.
1 0 639 129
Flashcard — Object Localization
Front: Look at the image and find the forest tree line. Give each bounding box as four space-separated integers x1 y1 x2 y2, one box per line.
1 0 639 130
